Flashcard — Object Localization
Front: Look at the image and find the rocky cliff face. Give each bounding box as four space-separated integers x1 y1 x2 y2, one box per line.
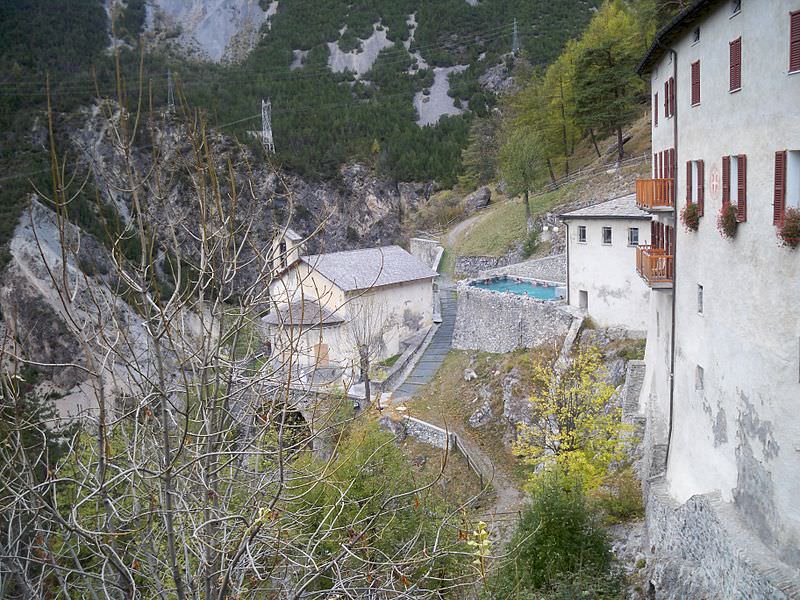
146 0 277 62
0 105 427 415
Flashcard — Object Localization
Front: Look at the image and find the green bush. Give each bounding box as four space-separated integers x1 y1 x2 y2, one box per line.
484 469 618 598
590 466 644 525
522 228 540 258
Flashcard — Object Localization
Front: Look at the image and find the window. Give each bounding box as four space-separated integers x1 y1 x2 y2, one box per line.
602 226 612 245
691 61 701 106
692 27 700 44
579 290 588 310
791 11 800 73
777 150 800 224
685 159 705 216
730 38 742 91
722 154 748 222
696 365 705 391
577 225 587 243
279 239 287 270
654 92 658 126
628 227 639 246
697 284 704 314
663 77 676 117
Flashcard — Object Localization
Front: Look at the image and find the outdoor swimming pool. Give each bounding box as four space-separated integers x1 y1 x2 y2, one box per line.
469 276 563 300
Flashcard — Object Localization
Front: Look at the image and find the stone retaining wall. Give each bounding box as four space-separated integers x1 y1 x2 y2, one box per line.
452 283 573 353
454 251 522 278
643 481 799 598
484 254 566 284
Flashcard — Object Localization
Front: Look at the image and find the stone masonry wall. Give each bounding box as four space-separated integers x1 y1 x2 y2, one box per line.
484 254 566 284
452 284 573 353
454 250 523 278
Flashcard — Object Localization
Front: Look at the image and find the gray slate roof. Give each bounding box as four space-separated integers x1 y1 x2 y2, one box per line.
301 245 437 292
560 194 649 221
262 298 344 327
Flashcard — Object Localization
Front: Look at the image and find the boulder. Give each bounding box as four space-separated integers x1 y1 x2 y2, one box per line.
468 400 492 428
463 368 478 382
464 186 491 213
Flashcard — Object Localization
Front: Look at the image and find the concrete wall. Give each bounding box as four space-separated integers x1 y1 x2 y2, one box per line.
642 0 800 570
452 283 573 353
564 217 651 330
409 237 441 270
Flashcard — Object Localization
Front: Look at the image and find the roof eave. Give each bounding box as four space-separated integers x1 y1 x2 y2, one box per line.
637 0 719 75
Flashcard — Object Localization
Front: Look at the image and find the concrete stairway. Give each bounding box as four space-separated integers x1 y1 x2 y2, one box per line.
392 288 456 400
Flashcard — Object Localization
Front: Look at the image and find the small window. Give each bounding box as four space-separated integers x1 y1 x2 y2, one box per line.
579 290 588 310
692 27 700 44
279 240 288 270
577 225 587 243
696 365 705 391
602 226 612 245
697 284 704 314
731 0 741 15
628 227 639 246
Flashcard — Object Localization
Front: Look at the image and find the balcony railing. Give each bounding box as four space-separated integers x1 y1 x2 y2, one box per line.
636 245 673 288
636 178 674 211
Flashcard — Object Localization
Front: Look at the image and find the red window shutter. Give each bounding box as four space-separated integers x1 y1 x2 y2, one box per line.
691 61 700 105
670 148 675 178
654 93 659 125
697 160 705 216
686 160 693 204
737 154 747 222
659 151 664 178
730 38 742 90
722 155 731 205
790 11 800 73
669 77 676 116
664 81 670 115
653 153 657 177
774 151 787 226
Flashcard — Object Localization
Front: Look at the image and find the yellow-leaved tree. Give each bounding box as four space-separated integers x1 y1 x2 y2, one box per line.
514 346 631 489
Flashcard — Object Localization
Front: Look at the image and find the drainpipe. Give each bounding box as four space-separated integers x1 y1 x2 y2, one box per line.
665 47 679 471
564 221 570 305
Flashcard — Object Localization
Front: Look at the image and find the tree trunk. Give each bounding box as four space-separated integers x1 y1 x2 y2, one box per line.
524 190 533 232
546 159 557 186
559 79 570 176
589 128 601 158
360 347 372 410
616 126 624 166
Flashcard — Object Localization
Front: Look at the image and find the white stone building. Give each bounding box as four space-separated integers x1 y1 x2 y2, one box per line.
265 231 437 386
636 0 800 593
561 194 651 330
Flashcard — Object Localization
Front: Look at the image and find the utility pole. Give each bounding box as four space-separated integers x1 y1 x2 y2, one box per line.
167 70 175 113
512 18 520 56
262 98 275 153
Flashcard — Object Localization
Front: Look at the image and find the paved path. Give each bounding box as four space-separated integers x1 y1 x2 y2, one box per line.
392 287 456 400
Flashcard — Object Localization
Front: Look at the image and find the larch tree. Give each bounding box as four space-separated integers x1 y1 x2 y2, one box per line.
572 1 644 165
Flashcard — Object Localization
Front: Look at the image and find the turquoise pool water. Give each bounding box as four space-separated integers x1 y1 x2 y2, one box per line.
470 277 561 300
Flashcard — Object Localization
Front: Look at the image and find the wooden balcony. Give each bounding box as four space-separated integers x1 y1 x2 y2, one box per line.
636 245 673 289
636 178 674 211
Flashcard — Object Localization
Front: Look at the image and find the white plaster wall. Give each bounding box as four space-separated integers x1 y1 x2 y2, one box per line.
346 278 434 358
566 218 651 330
645 0 800 566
